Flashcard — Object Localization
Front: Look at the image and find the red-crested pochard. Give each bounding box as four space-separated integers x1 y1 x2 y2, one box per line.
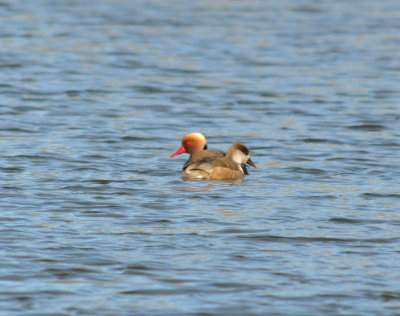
181 143 257 181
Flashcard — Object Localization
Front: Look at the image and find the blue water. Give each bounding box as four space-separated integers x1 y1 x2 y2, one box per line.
1 0 400 314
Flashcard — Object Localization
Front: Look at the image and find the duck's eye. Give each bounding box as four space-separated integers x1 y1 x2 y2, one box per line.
203 144 208 150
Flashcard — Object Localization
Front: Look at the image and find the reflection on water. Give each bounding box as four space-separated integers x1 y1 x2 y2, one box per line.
1 0 400 314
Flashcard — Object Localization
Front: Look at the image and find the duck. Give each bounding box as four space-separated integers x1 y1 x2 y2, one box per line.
181 143 257 181
170 132 225 170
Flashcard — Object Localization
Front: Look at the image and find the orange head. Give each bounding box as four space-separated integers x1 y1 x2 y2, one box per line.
170 133 207 157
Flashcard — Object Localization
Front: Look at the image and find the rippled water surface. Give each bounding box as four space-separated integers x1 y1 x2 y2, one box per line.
1 0 400 314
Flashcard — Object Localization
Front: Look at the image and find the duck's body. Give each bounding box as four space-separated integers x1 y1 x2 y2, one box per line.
182 149 225 171
182 143 257 181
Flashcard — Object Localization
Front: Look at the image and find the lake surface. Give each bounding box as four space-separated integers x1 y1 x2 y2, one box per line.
1 0 400 314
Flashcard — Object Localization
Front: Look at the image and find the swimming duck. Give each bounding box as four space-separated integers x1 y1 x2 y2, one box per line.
181 143 257 181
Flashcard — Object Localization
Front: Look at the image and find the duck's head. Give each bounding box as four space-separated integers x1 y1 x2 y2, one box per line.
170 132 208 157
227 143 257 168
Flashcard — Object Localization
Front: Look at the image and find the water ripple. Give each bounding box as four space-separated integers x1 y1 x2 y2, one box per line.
0 0 399 315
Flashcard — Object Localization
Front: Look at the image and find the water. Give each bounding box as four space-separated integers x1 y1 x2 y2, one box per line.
1 0 400 314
